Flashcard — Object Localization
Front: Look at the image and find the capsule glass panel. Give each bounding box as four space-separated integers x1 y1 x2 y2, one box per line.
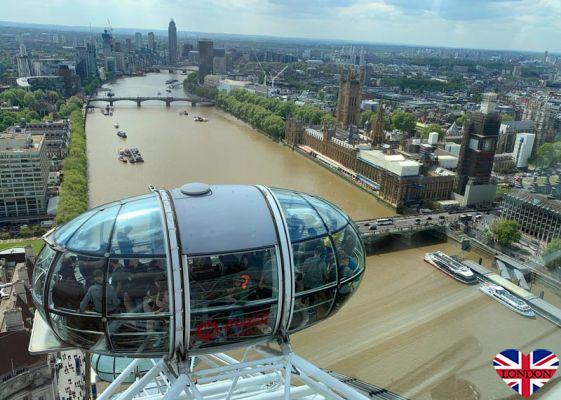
107 258 168 316
270 188 366 333
188 247 279 350
66 205 120 256
109 196 165 257
32 245 56 307
271 189 327 241
292 236 336 293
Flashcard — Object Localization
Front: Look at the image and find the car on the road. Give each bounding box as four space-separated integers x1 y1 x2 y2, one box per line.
438 215 445 220
415 218 421 225
369 225 377 231
426 216 432 221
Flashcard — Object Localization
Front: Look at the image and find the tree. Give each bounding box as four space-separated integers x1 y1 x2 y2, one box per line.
542 239 561 271
421 123 445 140
489 220 521 247
360 111 375 127
495 184 510 201
456 112 470 126
391 110 417 133
500 113 513 122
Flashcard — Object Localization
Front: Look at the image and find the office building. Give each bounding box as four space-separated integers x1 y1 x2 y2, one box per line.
513 133 536 169
198 39 214 84
182 43 194 59
497 120 534 154
126 38 133 53
454 93 500 206
502 190 561 243
101 29 113 56
168 19 178 65
213 48 226 74
0 132 49 220
75 42 97 80
148 31 156 51
16 44 32 77
16 76 65 94
5 120 70 159
135 32 142 51
335 66 364 128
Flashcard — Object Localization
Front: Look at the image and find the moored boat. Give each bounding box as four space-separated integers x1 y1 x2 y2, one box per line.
117 130 127 139
193 116 208 122
479 282 535 318
424 251 477 284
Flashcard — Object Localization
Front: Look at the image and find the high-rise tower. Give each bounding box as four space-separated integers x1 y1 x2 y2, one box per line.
454 93 500 196
198 39 214 84
335 66 364 128
168 19 177 65
16 44 32 77
148 32 156 52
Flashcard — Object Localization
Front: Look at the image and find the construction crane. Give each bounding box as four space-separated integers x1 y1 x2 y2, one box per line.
251 51 287 97
106 17 113 35
271 65 288 91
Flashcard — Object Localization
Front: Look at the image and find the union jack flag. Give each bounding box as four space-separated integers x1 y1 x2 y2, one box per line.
493 349 558 398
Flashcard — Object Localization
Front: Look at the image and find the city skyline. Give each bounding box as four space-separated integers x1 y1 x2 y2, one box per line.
2 0 561 53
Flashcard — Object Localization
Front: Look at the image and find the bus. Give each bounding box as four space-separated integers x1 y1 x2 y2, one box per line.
376 218 394 226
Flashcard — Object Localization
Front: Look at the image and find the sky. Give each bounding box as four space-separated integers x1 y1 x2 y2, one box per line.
2 0 561 52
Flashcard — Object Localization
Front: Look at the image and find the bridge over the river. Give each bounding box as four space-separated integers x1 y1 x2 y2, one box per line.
356 211 479 252
87 95 214 107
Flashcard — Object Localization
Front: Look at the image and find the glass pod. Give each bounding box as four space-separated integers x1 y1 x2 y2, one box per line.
31 184 365 358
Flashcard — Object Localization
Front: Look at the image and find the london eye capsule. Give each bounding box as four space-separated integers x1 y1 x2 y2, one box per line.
30 183 365 358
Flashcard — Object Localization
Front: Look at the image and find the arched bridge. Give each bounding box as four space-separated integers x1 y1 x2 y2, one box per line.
87 96 214 107
356 211 479 253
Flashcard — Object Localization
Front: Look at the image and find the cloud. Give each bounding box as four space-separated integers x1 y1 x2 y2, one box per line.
1 0 561 51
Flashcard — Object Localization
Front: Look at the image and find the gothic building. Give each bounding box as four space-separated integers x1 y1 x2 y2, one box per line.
335 66 365 128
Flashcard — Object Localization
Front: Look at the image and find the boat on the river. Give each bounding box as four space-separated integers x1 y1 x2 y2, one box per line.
424 251 477 284
479 282 535 318
179 110 189 116
165 79 178 84
114 123 119 129
118 155 128 163
193 116 208 122
117 130 127 139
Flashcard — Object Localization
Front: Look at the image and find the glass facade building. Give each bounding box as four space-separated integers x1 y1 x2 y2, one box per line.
31 184 365 357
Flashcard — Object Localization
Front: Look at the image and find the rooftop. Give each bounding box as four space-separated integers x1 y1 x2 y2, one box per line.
505 189 561 213
0 133 44 152
0 331 47 378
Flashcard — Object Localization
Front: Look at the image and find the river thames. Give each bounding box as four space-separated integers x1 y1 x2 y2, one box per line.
88 72 561 399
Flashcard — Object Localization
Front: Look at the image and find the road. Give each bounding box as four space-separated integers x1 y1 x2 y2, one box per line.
355 211 481 235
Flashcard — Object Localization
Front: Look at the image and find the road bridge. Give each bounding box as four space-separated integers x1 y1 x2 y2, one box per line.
356 211 480 252
87 96 214 107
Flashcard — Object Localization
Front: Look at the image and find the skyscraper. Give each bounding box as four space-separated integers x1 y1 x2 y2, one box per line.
148 32 156 51
198 39 214 84
168 19 177 65
335 66 364 128
135 32 142 51
16 44 32 77
455 93 500 196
